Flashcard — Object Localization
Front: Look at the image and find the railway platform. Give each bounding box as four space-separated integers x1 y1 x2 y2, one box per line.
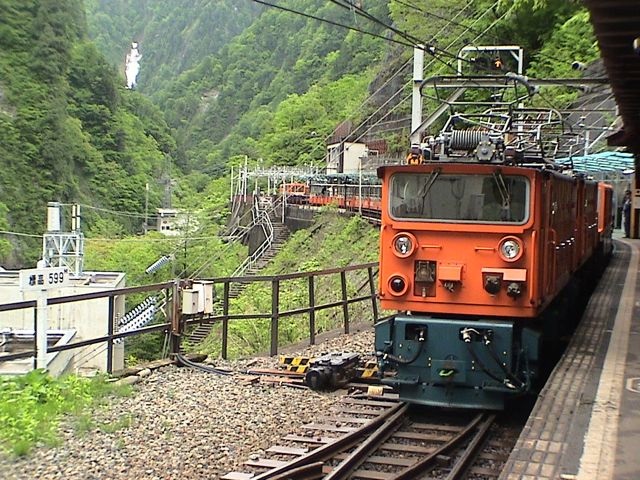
500 233 640 480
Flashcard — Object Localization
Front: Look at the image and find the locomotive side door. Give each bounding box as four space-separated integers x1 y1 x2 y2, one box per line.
542 174 556 297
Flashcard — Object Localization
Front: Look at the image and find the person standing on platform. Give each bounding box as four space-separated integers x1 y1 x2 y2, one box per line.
623 190 632 238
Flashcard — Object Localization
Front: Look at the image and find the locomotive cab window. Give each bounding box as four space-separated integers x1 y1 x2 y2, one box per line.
390 172 529 224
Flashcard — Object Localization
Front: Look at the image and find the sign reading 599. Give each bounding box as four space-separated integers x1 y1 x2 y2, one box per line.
20 267 69 291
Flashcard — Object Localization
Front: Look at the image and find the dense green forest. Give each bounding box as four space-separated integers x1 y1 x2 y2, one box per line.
0 0 177 267
0 0 599 271
87 0 393 174
83 1 261 96
86 0 598 174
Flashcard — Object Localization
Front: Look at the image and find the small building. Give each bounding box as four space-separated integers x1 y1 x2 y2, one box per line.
326 142 369 174
157 208 196 236
0 271 126 376
326 139 389 174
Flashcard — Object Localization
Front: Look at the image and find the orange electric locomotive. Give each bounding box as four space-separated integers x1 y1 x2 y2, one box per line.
374 74 613 409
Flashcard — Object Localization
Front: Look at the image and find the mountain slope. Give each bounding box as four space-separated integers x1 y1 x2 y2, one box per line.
84 0 262 95
0 0 175 266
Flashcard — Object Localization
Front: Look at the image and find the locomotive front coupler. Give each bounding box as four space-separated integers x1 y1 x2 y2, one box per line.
460 327 494 344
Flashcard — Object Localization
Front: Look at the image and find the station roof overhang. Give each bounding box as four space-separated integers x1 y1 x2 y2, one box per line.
584 0 640 180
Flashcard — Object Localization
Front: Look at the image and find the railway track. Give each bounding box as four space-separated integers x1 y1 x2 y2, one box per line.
222 394 515 480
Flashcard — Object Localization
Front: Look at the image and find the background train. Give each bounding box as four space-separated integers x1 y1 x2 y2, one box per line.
279 174 382 219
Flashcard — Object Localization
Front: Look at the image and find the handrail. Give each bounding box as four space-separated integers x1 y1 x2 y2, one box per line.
231 196 275 277
188 262 380 357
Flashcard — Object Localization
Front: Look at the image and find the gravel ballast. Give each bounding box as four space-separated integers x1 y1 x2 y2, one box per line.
0 329 376 480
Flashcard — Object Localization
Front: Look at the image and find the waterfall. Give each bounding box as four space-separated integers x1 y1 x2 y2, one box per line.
125 41 142 89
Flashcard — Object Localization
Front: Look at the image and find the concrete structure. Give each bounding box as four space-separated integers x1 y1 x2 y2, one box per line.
326 142 369 174
0 270 126 375
0 329 76 376
157 208 196 236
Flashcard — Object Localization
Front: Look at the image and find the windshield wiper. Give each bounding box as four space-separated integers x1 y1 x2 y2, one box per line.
418 168 441 199
492 170 511 220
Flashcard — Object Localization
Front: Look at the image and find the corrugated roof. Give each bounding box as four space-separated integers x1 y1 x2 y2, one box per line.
557 150 635 173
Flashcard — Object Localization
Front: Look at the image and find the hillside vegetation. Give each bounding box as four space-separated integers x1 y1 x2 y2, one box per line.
197 211 381 359
87 0 599 175
0 0 601 271
84 1 261 95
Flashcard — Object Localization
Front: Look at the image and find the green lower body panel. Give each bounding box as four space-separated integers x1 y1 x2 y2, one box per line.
374 315 538 410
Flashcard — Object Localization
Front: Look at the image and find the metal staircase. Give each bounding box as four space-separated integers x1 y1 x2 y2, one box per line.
183 195 292 350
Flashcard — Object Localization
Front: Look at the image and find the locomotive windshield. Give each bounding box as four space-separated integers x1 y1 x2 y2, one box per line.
389 172 529 223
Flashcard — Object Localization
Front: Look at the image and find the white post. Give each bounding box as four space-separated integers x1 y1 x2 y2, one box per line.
412 45 425 135
517 47 524 75
282 179 286 223
144 185 149 234
47 202 61 232
359 157 363 215
36 291 47 370
243 163 247 203
230 165 234 204
584 130 590 155
20 266 68 371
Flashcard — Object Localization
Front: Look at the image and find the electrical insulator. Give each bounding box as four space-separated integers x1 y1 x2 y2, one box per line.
145 255 172 274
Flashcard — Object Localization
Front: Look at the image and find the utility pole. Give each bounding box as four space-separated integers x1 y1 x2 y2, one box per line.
411 44 425 136
359 156 363 215
144 182 149 234
183 213 189 277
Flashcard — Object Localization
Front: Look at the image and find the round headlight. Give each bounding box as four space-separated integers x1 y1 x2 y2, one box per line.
392 232 417 258
388 275 408 296
498 237 524 262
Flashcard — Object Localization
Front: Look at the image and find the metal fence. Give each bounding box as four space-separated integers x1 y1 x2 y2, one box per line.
188 262 379 358
0 263 379 373
0 282 175 373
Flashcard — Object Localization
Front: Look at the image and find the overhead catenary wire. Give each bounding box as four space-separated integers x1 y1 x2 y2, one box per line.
332 1 510 150
329 0 472 78
328 0 504 70
313 0 489 160
317 0 479 149
62 203 149 219
392 0 485 38
0 229 43 238
243 0 509 167
248 0 418 49
327 0 432 48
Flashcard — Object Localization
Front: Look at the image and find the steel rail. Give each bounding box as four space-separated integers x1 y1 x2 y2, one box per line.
267 462 324 480
393 412 495 480
446 413 497 480
324 403 409 480
250 400 406 480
